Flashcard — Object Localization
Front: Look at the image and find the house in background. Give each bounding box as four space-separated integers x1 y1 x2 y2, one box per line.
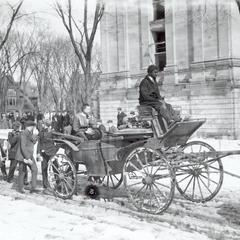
99 0 240 139
5 81 38 115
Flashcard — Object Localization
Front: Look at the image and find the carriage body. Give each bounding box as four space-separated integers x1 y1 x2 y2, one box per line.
71 128 153 177
48 106 225 215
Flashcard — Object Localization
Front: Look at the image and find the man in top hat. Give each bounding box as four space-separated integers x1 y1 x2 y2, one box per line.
15 120 40 193
139 65 181 127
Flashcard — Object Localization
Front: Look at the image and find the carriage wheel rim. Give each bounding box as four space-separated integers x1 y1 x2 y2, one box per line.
47 153 77 199
176 141 223 203
123 147 175 214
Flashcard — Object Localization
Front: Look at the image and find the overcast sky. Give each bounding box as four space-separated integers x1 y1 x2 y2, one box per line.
0 0 98 35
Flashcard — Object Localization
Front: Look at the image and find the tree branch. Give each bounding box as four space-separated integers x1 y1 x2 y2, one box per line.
0 1 23 51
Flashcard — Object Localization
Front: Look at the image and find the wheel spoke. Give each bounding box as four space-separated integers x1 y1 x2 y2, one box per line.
128 181 142 188
143 151 149 173
110 174 115 187
200 171 220 174
112 174 119 182
51 163 60 174
208 165 221 171
128 161 143 173
136 153 148 174
107 176 109 186
197 177 204 201
177 174 191 183
141 185 149 204
153 183 168 201
63 178 73 192
65 170 74 177
66 176 75 183
175 172 191 177
151 184 161 209
134 184 146 198
149 185 153 212
150 153 157 175
198 176 213 194
152 164 163 176
62 181 69 195
154 181 170 189
183 176 194 194
192 177 196 199
199 173 218 185
101 176 105 183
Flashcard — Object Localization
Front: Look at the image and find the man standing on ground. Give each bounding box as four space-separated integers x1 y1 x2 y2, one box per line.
15 120 40 194
7 121 26 183
38 120 58 193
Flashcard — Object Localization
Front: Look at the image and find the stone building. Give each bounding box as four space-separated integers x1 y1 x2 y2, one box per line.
99 0 240 138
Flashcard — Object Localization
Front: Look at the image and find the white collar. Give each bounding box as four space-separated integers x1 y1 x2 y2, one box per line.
148 75 155 83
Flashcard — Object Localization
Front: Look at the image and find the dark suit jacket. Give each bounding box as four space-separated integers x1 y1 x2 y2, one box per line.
117 112 127 127
15 129 37 162
138 75 163 104
39 130 58 157
8 130 21 160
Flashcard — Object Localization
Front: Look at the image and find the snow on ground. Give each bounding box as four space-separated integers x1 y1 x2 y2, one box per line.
0 187 210 240
0 138 240 240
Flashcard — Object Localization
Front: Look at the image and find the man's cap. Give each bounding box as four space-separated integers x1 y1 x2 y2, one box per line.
147 65 158 74
117 107 122 110
25 120 36 127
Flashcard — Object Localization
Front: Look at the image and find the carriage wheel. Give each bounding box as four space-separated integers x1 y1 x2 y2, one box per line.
98 173 123 189
47 153 77 199
176 141 223 203
123 147 175 214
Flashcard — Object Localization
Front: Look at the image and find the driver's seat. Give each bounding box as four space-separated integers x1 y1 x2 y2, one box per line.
137 105 168 138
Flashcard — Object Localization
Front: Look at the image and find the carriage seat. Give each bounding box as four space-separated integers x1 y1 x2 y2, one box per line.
137 105 168 137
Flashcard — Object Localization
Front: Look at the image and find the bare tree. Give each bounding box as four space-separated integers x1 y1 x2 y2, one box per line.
0 1 23 51
0 1 23 112
55 0 104 110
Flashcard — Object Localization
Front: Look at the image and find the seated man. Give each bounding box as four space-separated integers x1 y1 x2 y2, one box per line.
118 116 131 130
139 65 181 127
72 104 101 140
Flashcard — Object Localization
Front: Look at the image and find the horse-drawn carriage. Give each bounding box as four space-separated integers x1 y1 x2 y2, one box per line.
47 106 240 214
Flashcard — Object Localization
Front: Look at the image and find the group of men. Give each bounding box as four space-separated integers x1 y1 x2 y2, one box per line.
0 119 57 194
0 64 183 195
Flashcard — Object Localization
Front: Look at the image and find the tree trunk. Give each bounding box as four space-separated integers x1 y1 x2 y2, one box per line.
0 76 9 113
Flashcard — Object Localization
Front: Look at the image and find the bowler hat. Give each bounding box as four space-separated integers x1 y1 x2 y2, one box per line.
25 120 36 127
